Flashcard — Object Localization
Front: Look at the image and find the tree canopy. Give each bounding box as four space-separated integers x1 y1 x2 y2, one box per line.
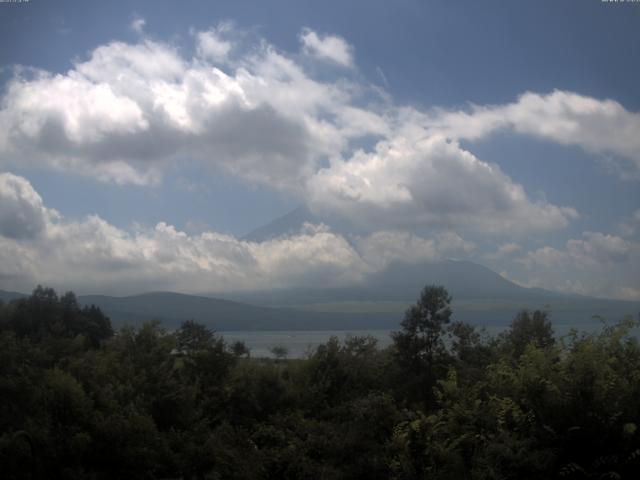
1 285 639 479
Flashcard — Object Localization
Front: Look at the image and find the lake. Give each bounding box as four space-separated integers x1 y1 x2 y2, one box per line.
221 329 395 358
220 322 614 358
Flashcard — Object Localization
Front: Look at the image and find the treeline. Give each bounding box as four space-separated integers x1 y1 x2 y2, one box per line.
1 285 639 479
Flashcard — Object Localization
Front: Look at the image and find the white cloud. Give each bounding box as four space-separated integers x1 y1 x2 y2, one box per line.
519 246 570 270
566 231 631 266
358 231 438 271
307 135 577 233
484 243 522 260
0 173 634 300
0 173 476 295
425 90 640 177
434 231 477 257
521 232 631 270
0 172 52 239
356 230 474 272
520 277 640 302
299 28 354 67
196 23 233 62
0 32 378 190
8 26 640 236
130 17 146 35
517 232 639 300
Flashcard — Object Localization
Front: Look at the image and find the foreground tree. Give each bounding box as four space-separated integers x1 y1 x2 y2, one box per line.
2 286 112 349
2 285 639 479
270 345 289 361
231 340 250 358
502 309 554 359
392 285 452 406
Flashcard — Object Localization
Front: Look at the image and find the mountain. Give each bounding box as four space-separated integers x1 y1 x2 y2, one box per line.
2 208 636 331
1 288 397 330
220 259 565 305
218 259 640 327
232 208 640 326
79 284 636 332
3 278 638 331
365 259 533 299
242 205 364 242
241 208 536 300
76 292 396 331
0 289 27 303
243 206 318 242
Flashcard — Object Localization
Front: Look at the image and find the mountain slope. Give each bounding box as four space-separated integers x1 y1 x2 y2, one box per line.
77 292 396 331
0 289 27 303
365 259 530 299
216 259 640 327
242 206 318 242
242 205 364 242
221 259 561 305
241 208 578 302
3 282 637 331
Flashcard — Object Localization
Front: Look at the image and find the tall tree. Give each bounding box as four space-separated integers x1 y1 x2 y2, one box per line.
503 309 554 359
392 285 452 406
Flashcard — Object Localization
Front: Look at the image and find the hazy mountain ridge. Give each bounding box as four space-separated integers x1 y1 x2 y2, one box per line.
0 290 27 303
79 292 395 331
1 208 635 330
240 207 598 302
242 205 363 242
220 259 579 305
242 206 319 242
2 258 637 331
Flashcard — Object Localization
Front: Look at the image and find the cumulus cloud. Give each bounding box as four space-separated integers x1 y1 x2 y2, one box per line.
7 25 640 235
566 231 631 265
0 173 52 239
425 90 640 176
307 135 578 233
516 232 640 300
484 243 522 260
299 28 354 67
130 17 146 35
195 22 233 61
356 230 474 272
0 36 354 188
519 246 570 270
0 173 474 294
521 232 631 270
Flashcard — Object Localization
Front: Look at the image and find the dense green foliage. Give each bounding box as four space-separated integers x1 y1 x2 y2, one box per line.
1 285 639 479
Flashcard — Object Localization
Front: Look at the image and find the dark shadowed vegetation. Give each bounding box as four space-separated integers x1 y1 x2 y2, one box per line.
1 285 639 479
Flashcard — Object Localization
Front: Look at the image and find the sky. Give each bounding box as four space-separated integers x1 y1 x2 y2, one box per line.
0 0 639 298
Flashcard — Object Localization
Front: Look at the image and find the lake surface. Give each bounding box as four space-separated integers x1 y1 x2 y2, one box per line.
220 322 613 358
222 329 395 358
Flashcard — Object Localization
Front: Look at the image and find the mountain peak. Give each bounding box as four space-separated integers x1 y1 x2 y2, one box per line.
242 206 316 242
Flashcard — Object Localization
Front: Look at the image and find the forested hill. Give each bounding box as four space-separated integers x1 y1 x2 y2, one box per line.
0 290 26 303
76 292 396 331
2 285 638 331
2 289 395 330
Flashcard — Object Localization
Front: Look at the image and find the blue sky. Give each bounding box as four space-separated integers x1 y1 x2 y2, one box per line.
0 0 638 298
